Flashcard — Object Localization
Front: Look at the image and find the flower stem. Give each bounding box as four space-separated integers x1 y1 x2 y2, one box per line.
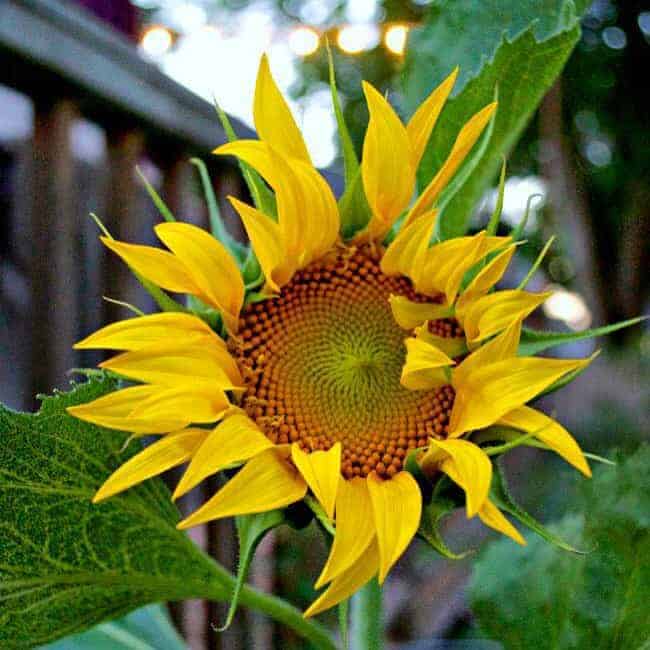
350 578 383 650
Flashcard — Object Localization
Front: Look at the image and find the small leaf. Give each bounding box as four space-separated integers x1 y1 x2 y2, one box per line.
510 193 542 241
490 460 585 553
418 497 472 560
516 235 556 290
338 167 372 240
136 166 176 223
518 317 647 356
486 157 506 236
216 511 284 632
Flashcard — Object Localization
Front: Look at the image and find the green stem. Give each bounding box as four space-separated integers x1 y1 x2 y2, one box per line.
350 579 383 650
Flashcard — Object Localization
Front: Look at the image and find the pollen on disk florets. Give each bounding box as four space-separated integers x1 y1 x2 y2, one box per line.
231 246 461 479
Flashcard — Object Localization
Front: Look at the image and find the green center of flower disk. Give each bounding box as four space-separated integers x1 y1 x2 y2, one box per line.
233 246 458 479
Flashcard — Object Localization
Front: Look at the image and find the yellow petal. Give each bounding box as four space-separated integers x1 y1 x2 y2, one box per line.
389 295 453 330
458 243 517 307
305 539 380 618
291 443 341 519
177 448 307 529
443 231 488 304
406 102 497 224
99 341 243 392
74 312 224 351
129 385 231 425
316 478 376 588
360 81 415 241
497 406 591 477
101 237 198 294
367 471 422 583
478 498 526 545
428 439 492 517
93 428 208 502
413 322 467 358
67 385 187 434
401 337 455 391
449 354 595 436
173 414 273 499
228 196 293 292
154 223 244 334
406 68 458 171
462 289 551 344
253 54 311 164
380 211 438 287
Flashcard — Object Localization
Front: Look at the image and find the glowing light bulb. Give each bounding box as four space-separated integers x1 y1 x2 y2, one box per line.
337 24 380 54
288 26 320 57
140 25 173 57
384 24 409 55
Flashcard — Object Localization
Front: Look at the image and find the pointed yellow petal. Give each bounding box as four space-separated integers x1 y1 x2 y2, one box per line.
154 223 244 334
497 406 591 477
443 232 487 305
74 312 224 351
228 196 293 292
428 439 492 517
360 81 415 241
316 478 376 588
401 337 455 391
101 237 198 294
67 385 187 434
406 102 497 224
389 295 453 330
253 54 311 163
380 211 438 287
93 428 207 502
129 385 231 425
449 354 595 436
177 448 307 529
462 289 552 344
305 540 380 618
173 414 273 499
459 243 517 306
406 68 458 170
367 471 421 583
478 498 526 545
99 341 243 391
291 443 341 519
413 322 467 358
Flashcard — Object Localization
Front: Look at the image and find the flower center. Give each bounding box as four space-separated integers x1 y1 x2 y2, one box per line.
232 246 458 479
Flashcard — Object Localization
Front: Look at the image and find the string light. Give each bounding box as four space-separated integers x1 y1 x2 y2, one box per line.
288 26 320 57
384 24 409 56
140 25 173 57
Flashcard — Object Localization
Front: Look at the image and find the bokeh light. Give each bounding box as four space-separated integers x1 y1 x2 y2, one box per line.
384 24 409 55
288 26 320 57
337 24 380 54
140 25 174 57
543 286 593 330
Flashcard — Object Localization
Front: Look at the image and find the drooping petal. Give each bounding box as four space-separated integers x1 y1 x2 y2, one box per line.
67 385 187 434
101 237 198 294
316 478 376 588
291 443 341 519
406 68 458 171
427 439 492 517
93 428 208 502
406 102 497 224
305 540 380 618
478 498 526 545
497 406 591 477
449 354 595 436
154 223 244 334
253 54 311 164
360 81 415 241
413 323 467 358
99 341 244 392
401 338 455 391
389 295 453 330
173 414 273 499
74 312 224 351
367 471 422 583
443 232 488 305
177 448 307 529
228 196 293 292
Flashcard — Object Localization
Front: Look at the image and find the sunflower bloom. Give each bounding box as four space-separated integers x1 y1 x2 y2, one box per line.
69 55 595 618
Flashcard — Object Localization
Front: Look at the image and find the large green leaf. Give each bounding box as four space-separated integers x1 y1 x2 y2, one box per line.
40 604 186 650
470 445 650 649
403 0 587 237
0 378 335 649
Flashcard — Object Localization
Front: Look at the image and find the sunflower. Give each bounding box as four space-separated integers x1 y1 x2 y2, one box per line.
68 55 594 618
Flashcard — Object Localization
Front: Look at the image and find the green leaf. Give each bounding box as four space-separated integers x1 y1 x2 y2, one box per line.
486 157 506 236
518 317 647 355
471 445 650 649
403 0 586 237
516 235 556 290
490 460 585 553
136 167 176 223
217 511 284 632
418 497 472 560
510 193 543 241
0 378 336 649
41 604 186 650
338 169 372 239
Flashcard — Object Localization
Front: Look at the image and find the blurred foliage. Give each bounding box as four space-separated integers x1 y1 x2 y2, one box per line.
469 444 650 649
